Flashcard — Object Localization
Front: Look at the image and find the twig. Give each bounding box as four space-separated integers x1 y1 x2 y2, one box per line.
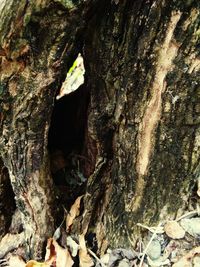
138 222 162 267
137 223 164 234
176 210 199 222
87 248 107 267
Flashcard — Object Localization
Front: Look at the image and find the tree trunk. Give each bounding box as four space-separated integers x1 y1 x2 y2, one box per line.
0 0 92 259
0 0 199 260
80 0 200 253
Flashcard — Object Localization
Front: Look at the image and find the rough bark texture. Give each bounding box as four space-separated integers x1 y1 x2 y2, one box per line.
0 0 199 260
0 0 94 259
81 0 200 252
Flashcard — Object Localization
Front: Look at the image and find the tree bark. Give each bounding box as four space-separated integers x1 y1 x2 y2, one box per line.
80 0 200 253
0 0 93 259
0 0 199 260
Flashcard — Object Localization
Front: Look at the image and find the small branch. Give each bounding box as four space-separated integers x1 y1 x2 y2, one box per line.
176 210 199 222
87 248 107 267
137 223 164 234
138 222 162 267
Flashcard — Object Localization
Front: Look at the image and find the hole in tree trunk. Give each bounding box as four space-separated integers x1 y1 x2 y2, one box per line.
0 159 16 237
48 54 89 208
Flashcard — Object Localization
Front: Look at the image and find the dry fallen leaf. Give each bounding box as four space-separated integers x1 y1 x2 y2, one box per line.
8 255 26 267
45 238 74 267
172 246 200 267
79 234 94 267
180 218 200 237
66 236 79 257
147 256 170 267
164 220 185 239
26 260 50 267
66 195 83 232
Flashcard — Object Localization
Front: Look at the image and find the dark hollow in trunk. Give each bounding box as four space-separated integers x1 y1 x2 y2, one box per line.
48 85 90 208
48 86 89 156
0 159 15 238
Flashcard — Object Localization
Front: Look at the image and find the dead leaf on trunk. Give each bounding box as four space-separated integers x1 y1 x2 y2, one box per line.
66 195 83 232
79 234 94 267
7 238 73 267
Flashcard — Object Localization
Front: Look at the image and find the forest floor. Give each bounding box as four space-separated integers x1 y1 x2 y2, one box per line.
2 199 200 267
